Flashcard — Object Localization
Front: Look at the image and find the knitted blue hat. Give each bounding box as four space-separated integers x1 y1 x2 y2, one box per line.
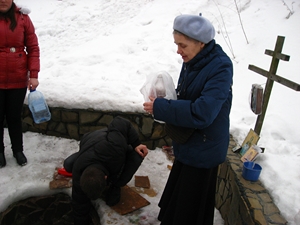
173 14 215 44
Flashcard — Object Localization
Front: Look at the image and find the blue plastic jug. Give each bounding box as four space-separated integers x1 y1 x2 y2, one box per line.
28 89 51 124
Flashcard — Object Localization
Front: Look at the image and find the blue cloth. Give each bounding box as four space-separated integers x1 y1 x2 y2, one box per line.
153 40 233 168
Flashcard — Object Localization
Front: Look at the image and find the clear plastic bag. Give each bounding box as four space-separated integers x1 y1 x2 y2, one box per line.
140 71 177 102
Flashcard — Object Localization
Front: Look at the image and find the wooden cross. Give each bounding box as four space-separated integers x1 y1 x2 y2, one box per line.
248 35 300 136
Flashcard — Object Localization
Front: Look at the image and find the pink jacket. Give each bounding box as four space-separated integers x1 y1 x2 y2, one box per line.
0 4 40 89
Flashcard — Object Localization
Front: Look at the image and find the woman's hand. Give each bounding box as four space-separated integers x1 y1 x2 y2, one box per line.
143 96 155 114
28 78 39 90
135 144 148 158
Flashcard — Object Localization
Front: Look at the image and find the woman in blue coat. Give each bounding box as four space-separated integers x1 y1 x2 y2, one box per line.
143 14 233 225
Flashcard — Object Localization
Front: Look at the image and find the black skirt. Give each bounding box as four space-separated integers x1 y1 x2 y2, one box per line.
158 160 218 225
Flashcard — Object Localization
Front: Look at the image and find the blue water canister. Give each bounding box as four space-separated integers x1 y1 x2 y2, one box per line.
28 89 51 124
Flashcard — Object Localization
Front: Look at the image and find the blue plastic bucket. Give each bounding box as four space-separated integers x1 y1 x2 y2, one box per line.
242 161 262 181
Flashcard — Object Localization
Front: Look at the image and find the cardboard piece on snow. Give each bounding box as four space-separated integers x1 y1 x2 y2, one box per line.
135 175 150 188
49 171 72 190
131 186 157 197
110 185 150 215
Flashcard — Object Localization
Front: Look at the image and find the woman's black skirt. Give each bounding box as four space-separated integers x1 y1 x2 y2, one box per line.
158 160 218 225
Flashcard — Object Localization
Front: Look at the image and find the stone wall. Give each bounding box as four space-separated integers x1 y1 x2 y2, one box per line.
216 138 287 225
18 105 287 224
21 105 172 150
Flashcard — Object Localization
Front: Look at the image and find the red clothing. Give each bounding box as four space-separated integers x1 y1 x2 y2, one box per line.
0 6 40 89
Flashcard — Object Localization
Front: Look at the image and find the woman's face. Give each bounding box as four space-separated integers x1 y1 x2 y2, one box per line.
173 33 205 63
0 0 13 13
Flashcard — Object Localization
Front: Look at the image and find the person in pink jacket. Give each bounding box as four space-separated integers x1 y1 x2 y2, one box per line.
0 0 40 168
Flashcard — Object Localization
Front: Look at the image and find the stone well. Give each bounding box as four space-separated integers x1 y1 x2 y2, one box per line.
0 193 100 225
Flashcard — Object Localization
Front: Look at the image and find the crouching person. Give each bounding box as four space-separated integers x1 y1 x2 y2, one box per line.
63 116 148 225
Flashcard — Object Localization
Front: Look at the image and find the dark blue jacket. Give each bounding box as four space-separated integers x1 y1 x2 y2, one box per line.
153 40 233 168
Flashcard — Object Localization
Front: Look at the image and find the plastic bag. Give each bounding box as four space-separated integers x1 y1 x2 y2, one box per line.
140 71 177 102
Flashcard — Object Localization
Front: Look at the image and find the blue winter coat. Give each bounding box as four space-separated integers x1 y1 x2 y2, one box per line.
153 40 233 168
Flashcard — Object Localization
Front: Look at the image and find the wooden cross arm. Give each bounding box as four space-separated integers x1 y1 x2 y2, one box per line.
265 49 290 61
248 64 300 91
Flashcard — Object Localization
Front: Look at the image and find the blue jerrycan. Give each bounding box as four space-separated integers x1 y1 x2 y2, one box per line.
28 89 51 124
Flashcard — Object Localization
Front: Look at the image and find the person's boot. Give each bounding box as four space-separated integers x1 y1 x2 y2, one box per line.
106 185 121 206
13 151 27 166
0 153 6 168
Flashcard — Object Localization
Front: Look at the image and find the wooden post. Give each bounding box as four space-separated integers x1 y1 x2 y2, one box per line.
248 36 300 136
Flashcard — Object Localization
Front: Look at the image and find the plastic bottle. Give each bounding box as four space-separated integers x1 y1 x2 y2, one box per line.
240 143 249 156
155 74 166 98
28 89 51 124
